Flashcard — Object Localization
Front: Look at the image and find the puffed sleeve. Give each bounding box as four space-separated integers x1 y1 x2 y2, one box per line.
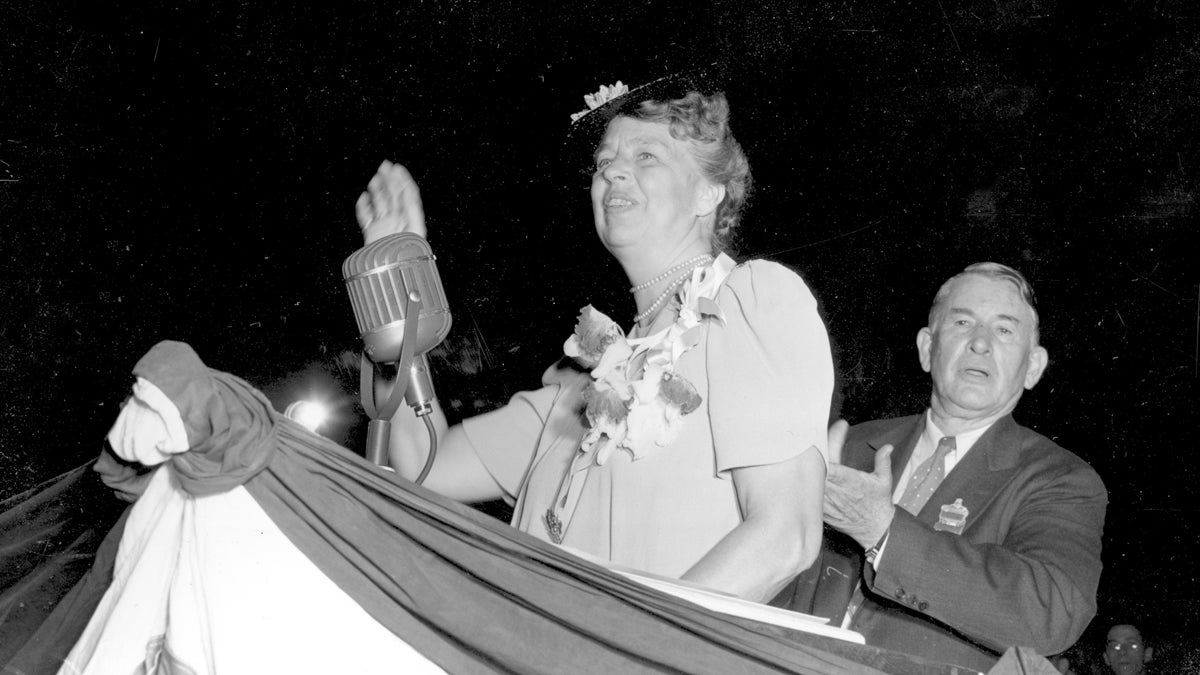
706 260 833 475
461 362 589 500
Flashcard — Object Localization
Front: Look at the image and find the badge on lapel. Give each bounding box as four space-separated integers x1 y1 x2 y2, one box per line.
935 498 969 534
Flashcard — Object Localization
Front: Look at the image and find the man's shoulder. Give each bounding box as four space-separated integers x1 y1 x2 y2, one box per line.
1003 417 1104 484
844 415 922 449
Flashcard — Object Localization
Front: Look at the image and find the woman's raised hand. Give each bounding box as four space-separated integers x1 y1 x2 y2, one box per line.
355 160 428 244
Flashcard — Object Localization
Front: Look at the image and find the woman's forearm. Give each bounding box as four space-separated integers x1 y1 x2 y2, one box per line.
681 515 816 602
383 398 506 504
680 448 825 602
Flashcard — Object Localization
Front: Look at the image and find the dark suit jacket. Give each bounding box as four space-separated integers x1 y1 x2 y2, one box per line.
777 413 1107 673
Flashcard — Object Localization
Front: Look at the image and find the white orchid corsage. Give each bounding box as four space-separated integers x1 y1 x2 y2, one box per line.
563 255 734 465
569 81 630 123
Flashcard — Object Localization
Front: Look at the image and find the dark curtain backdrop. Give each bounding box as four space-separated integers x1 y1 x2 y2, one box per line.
2 0 1197 663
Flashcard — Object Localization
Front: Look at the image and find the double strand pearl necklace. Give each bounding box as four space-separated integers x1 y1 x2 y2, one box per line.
631 255 713 325
629 254 713 293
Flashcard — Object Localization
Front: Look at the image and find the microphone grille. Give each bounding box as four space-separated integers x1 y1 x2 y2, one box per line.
343 233 451 362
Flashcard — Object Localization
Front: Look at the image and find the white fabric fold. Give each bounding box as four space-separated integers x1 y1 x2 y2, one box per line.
61 466 443 674
105 377 191 466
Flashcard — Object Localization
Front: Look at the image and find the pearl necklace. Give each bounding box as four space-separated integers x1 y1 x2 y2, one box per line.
629 254 713 293
632 257 712 325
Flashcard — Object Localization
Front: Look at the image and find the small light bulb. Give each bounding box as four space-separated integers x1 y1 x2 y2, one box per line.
285 400 328 432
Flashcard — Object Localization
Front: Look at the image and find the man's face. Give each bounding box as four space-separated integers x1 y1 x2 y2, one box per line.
918 274 1048 430
1104 624 1151 675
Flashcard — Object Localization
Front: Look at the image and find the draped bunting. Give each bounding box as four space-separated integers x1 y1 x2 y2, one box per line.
0 465 126 667
2 340 1036 675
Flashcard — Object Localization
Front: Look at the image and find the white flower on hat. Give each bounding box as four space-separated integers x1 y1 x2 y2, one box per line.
570 81 630 123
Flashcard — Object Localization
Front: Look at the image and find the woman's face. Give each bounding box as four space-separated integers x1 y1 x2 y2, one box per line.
590 116 716 257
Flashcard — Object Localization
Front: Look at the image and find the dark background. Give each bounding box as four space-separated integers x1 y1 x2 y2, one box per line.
2 1 1196 667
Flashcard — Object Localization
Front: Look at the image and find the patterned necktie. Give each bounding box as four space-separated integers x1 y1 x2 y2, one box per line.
897 436 956 515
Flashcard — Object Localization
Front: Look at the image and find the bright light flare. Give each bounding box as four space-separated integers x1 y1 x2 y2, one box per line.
285 400 330 432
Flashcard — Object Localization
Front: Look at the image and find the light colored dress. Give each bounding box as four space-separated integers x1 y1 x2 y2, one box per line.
461 257 833 578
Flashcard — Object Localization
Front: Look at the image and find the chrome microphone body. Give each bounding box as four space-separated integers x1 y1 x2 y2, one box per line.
343 233 451 468
343 233 452 365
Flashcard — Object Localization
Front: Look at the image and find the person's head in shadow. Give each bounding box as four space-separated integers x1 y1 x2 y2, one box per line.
1103 623 1152 675
1050 653 1076 674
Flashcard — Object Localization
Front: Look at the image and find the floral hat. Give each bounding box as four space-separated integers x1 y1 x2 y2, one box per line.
564 62 727 155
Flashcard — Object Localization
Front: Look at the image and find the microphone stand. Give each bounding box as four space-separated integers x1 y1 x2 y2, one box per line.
360 292 439 483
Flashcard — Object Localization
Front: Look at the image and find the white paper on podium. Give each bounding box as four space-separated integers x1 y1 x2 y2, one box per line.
559 546 866 645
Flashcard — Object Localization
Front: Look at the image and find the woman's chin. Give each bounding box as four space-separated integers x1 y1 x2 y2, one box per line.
596 227 648 254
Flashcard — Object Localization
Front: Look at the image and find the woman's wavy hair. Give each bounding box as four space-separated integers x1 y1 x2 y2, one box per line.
627 92 752 254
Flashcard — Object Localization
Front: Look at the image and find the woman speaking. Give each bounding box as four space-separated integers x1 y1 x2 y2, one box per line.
358 78 833 603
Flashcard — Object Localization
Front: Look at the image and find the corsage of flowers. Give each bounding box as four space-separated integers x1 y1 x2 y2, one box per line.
563 255 733 465
569 81 630 123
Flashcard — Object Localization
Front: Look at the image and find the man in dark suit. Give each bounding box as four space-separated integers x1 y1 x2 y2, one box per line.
786 262 1107 672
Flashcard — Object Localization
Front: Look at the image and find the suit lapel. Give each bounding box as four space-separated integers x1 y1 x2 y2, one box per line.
863 417 924 488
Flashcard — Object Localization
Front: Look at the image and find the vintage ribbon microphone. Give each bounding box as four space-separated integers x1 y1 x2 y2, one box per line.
343 233 451 481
